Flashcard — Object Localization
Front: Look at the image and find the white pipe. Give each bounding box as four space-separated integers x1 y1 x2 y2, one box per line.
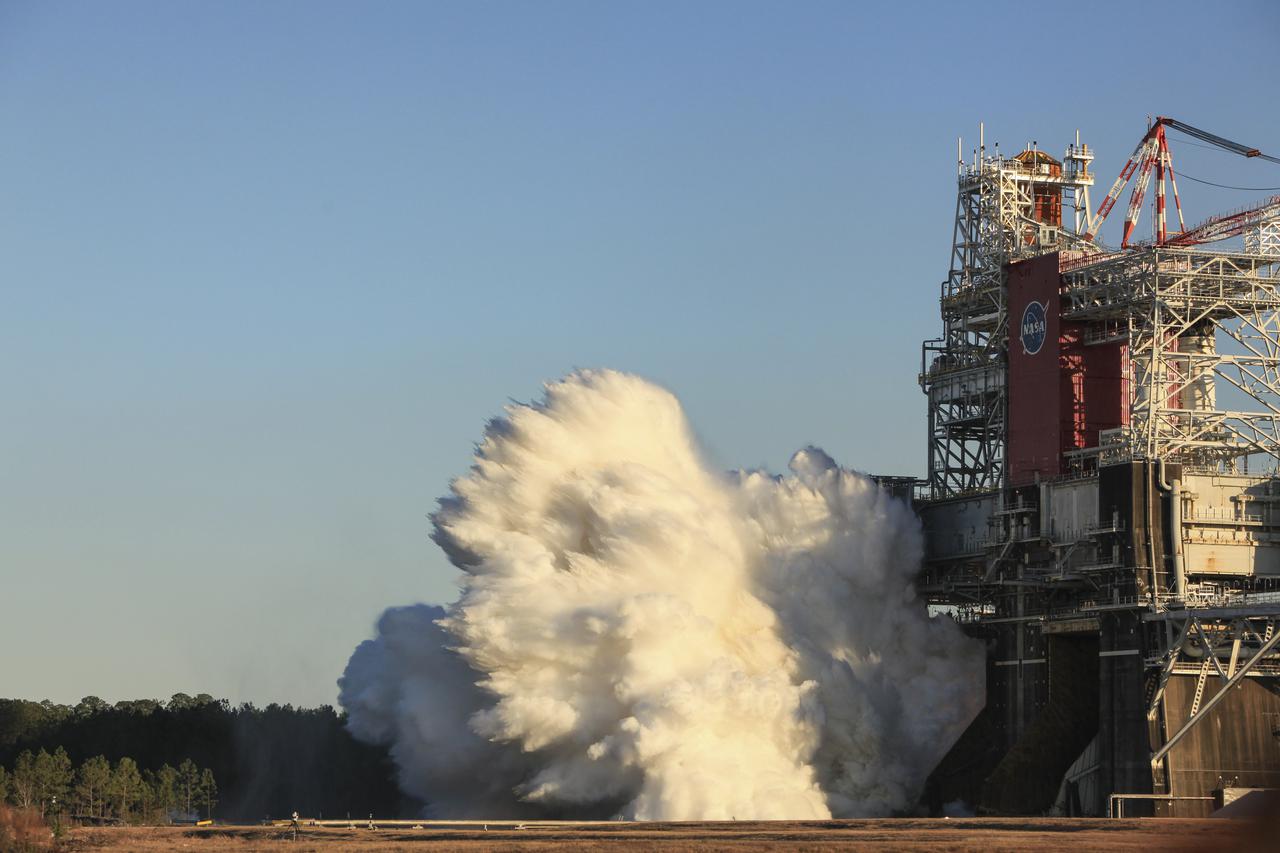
1155 460 1184 598
1171 478 1185 599
1146 464 1158 597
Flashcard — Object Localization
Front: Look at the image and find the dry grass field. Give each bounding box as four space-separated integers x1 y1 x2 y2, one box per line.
55 817 1267 852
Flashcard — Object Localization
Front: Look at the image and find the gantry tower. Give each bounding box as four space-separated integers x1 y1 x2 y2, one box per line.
917 118 1280 818
921 127 1096 497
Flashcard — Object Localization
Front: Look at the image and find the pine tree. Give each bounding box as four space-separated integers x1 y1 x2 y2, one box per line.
167 693 196 711
108 758 143 822
177 759 199 816
74 696 109 717
197 768 217 819
33 747 73 816
138 770 157 824
74 756 112 819
152 764 179 822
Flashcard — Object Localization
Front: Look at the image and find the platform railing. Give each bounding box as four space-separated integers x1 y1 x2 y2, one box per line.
1107 794 1213 818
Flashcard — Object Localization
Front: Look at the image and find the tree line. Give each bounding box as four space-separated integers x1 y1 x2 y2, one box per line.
0 694 406 821
0 748 217 823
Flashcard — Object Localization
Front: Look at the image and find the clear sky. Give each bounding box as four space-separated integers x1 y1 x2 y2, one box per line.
3 0 1278 708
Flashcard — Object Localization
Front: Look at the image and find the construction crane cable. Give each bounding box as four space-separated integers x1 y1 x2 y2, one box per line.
1162 117 1280 165
1175 138 1253 156
1174 172 1280 192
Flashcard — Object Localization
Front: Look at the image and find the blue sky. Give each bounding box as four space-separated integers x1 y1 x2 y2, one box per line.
3 0 1278 707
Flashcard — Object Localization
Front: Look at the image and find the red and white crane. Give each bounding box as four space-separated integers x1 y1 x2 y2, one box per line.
1165 195 1280 247
1085 117 1280 248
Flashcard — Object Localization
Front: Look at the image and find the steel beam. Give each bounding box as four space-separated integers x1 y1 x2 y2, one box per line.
1150 626 1280 768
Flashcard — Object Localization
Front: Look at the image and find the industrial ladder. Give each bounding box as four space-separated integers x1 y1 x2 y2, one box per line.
1190 658 1213 716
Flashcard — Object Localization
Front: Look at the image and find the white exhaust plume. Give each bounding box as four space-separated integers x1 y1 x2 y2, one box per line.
339 369 982 819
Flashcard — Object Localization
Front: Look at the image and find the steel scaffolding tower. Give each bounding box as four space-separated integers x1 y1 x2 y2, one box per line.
1061 248 1280 469
1245 215 1280 257
921 130 1095 498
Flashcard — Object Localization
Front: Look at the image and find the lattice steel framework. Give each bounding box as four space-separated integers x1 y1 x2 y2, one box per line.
1145 607 1280 796
921 134 1096 498
1062 248 1280 468
1245 216 1280 258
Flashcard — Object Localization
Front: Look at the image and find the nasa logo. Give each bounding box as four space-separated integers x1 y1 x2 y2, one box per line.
1021 301 1047 355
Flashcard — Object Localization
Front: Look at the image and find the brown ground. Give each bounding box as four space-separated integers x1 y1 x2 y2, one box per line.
56 818 1265 852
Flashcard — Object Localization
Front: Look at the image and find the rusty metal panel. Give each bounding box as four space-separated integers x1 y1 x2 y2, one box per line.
1159 673 1280 813
1183 542 1275 576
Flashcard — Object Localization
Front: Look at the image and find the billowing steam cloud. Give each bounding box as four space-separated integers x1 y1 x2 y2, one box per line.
339 370 982 819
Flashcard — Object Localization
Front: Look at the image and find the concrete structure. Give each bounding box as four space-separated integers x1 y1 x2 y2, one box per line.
917 121 1280 816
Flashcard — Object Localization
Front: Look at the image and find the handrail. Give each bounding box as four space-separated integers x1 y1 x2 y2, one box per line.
1108 794 1214 818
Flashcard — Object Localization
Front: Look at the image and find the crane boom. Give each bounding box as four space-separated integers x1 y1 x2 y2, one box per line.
1158 118 1280 165
1086 117 1280 247
1165 195 1280 247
